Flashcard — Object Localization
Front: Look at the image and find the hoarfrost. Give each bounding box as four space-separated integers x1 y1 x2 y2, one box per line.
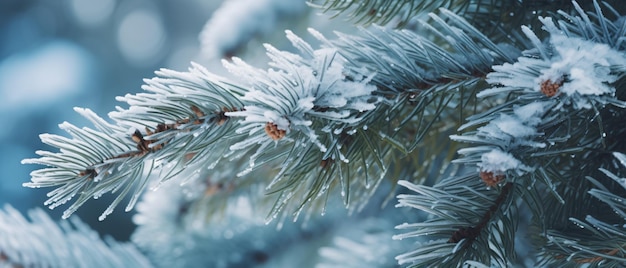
225 31 378 156
476 102 547 147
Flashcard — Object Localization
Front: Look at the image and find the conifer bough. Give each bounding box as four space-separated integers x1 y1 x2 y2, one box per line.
20 0 626 267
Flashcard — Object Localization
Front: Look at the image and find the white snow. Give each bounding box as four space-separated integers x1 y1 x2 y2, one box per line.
487 18 626 110
491 114 536 137
224 33 378 156
513 101 545 124
536 35 626 98
459 102 547 175
476 102 546 147
478 149 531 175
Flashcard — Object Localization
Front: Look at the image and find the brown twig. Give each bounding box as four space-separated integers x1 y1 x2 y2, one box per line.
75 105 238 179
448 182 513 243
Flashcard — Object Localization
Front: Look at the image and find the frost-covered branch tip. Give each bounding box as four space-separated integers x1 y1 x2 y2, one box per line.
22 64 246 220
453 1 626 187
223 30 380 168
483 2 626 109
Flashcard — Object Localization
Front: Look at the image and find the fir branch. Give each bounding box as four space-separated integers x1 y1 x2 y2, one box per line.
22 1 522 224
452 0 626 193
319 9 517 161
394 177 518 267
307 0 577 49
22 64 246 220
23 29 394 221
327 9 516 95
396 1 626 266
307 0 467 27
448 182 513 243
538 152 626 266
22 108 149 220
259 10 521 217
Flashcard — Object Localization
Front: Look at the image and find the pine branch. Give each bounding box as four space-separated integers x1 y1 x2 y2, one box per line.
22 28 388 221
447 182 513 244
537 152 626 266
22 65 245 220
307 0 468 27
327 9 516 94
394 177 518 267
394 1 626 266
0 205 151 268
23 5 523 222
319 9 518 174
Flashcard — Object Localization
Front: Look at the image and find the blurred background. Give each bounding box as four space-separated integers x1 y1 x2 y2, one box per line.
0 0 221 240
0 0 350 241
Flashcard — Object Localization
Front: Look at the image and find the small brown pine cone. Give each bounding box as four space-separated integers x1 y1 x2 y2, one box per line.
540 79 563 97
265 122 286 140
479 171 505 187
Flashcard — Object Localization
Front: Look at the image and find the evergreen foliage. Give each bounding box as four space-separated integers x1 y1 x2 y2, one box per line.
12 0 626 267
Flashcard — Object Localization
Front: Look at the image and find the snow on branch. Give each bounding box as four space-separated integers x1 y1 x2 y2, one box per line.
224 31 379 164
22 108 147 220
483 0 626 109
484 28 626 109
395 3 626 266
22 29 386 222
452 0 626 188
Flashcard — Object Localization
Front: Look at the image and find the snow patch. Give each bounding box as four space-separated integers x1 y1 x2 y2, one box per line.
535 35 626 98
225 33 378 156
477 102 546 147
486 20 626 110
478 149 531 175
